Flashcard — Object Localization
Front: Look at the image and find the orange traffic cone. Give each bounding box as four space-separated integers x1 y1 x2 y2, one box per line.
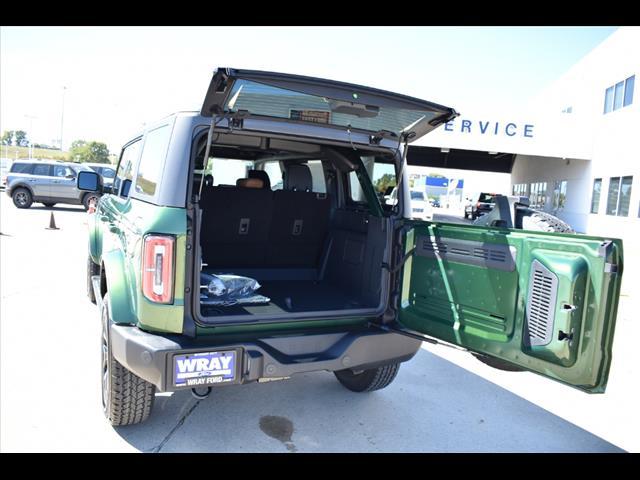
46 212 59 230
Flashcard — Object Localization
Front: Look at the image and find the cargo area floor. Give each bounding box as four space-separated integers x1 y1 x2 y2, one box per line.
200 280 368 317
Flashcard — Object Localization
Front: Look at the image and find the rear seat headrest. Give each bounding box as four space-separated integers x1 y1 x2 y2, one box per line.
285 164 312 192
204 174 214 187
248 170 271 189
236 177 264 189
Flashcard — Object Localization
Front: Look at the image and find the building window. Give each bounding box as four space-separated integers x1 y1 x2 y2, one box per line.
624 75 635 107
604 87 614 113
529 182 547 209
604 75 635 114
606 176 633 216
553 180 567 211
512 183 527 196
590 178 602 214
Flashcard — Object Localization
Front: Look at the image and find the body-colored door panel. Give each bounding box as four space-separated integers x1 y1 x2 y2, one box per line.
398 221 623 393
28 163 53 199
51 164 80 201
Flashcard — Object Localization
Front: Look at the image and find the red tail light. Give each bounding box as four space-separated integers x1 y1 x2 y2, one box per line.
142 235 175 304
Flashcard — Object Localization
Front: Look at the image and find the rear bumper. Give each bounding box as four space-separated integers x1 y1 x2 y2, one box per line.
109 324 422 392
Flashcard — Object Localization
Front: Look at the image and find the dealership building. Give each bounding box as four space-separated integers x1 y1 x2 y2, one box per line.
408 27 639 249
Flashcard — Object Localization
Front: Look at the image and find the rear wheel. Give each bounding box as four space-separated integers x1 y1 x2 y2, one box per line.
334 363 400 392
12 188 32 209
101 293 155 426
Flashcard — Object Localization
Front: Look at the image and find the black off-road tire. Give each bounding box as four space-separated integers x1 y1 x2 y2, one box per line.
83 192 99 211
43 202 56 208
101 293 155 426
87 256 100 304
522 210 575 233
334 363 401 392
12 187 33 209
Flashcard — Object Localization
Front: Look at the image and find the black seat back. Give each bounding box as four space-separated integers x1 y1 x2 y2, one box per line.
267 164 330 267
200 183 273 268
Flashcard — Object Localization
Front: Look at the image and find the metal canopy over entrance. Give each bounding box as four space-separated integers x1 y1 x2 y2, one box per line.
407 146 516 174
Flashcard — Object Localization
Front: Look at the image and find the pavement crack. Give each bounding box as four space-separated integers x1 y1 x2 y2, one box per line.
150 400 201 453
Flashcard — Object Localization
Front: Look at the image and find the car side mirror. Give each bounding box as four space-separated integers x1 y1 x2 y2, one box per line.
77 170 102 192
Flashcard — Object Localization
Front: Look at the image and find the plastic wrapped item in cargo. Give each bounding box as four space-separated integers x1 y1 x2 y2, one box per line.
200 272 270 306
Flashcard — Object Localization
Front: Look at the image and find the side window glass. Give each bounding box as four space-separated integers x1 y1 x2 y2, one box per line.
114 141 141 198
307 160 326 193
348 171 366 203
53 165 73 177
135 125 172 197
32 164 50 177
263 161 283 190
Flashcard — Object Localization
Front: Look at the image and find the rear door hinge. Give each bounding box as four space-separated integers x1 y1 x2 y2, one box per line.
604 262 618 274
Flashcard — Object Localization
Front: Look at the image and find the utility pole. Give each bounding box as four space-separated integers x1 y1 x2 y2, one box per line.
60 86 67 152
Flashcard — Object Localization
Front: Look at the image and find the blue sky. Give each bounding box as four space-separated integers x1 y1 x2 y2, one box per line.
0 26 617 153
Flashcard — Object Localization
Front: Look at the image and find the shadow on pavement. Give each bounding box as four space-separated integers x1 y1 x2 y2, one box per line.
30 206 85 212
114 349 624 453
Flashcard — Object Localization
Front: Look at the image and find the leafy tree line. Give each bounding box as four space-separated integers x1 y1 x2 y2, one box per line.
68 140 111 164
1 130 28 147
2 130 111 164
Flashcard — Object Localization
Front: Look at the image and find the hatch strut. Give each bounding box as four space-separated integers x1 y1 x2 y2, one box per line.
368 322 469 352
198 114 218 199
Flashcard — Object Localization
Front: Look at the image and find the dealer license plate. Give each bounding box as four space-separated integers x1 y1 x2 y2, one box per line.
173 350 237 388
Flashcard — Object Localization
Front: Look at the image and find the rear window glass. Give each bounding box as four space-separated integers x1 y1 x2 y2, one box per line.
224 79 441 137
10 163 32 174
479 193 495 203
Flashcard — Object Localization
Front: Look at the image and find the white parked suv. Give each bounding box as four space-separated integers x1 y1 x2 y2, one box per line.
409 190 434 221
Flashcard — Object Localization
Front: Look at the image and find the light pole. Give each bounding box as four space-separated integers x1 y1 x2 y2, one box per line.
60 86 67 152
24 114 37 160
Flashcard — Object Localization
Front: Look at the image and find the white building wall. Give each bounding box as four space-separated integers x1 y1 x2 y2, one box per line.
511 155 592 233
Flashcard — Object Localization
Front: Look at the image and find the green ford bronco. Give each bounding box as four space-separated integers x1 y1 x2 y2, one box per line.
78 68 623 426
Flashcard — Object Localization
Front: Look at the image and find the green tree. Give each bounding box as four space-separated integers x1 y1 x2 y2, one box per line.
1 130 14 146
374 173 397 194
69 140 110 163
14 130 28 147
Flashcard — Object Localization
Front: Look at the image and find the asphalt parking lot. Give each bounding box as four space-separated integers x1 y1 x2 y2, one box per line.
1 196 638 452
